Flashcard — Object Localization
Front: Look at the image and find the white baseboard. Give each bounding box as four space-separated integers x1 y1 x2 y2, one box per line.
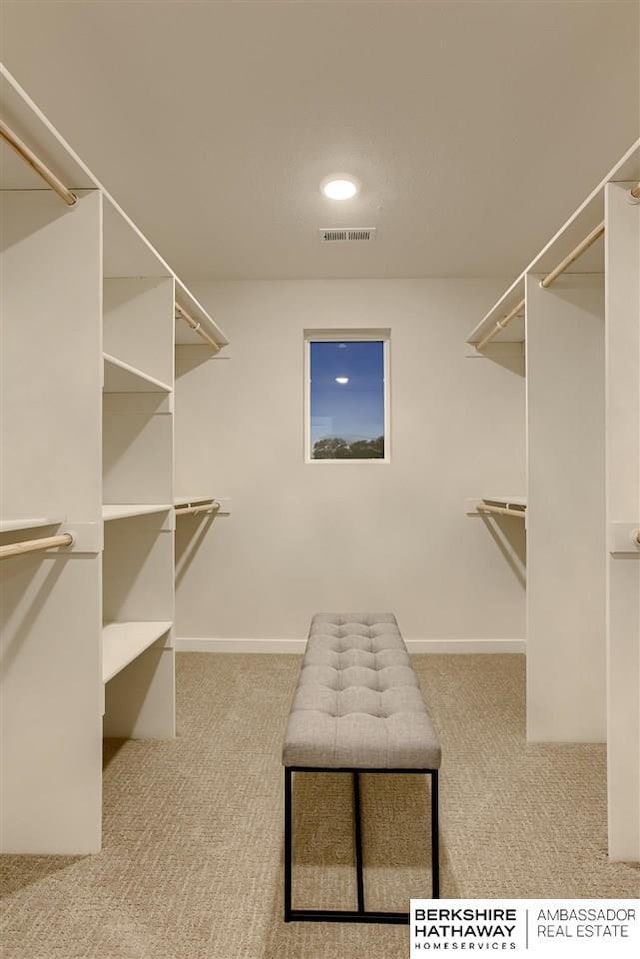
406 638 525 654
176 637 307 653
175 637 525 654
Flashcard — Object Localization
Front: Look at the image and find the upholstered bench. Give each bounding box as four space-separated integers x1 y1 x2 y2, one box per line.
282 613 441 924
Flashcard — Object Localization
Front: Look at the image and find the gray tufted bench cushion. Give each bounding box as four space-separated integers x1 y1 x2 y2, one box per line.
282 613 441 770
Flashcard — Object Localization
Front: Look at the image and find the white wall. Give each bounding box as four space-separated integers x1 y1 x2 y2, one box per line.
175 279 526 644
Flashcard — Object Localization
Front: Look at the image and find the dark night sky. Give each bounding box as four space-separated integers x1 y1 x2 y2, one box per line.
310 341 384 445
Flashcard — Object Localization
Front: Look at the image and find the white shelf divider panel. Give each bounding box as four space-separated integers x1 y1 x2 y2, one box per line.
102 621 172 683
526 272 606 744
103 354 171 394
1 186 103 856
102 505 172 522
0 517 63 533
605 181 640 861
1 190 102 524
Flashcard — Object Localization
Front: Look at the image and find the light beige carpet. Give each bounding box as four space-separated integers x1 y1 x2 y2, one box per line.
1 653 638 959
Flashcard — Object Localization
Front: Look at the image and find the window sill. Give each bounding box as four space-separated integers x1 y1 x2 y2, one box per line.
305 458 391 465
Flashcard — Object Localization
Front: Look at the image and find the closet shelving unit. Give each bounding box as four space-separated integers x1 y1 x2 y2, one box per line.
465 138 640 863
0 64 228 855
101 195 177 744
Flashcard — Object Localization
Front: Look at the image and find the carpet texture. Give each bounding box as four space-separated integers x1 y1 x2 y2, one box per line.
1 653 638 958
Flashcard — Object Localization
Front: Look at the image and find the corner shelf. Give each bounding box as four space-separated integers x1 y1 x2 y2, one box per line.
102 504 172 522
103 353 171 394
1 62 217 855
102 621 172 683
0 517 63 534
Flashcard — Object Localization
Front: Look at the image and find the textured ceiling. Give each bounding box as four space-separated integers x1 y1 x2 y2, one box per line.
1 0 638 279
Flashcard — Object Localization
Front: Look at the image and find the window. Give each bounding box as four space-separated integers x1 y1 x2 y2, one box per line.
304 331 390 462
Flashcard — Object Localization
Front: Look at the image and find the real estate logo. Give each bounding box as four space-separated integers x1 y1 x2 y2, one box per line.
410 899 639 956
411 903 522 952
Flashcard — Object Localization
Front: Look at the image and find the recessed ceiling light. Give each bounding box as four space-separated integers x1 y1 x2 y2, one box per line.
321 175 359 200
335 376 350 384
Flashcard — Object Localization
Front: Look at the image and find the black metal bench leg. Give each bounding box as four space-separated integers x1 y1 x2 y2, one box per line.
283 766 439 923
431 770 440 899
352 772 365 912
284 766 293 921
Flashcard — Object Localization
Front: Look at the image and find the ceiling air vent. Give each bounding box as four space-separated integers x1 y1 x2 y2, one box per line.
319 227 377 243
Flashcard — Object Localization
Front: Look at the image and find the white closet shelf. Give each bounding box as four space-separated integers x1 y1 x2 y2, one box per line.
102 621 172 683
474 496 527 520
102 504 172 522
103 353 172 394
174 495 215 508
482 496 527 508
0 516 63 534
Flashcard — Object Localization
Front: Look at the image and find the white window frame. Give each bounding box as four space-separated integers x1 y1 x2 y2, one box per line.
304 329 391 464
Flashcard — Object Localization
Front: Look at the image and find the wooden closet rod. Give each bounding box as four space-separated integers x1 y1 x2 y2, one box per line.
540 220 605 289
175 502 220 517
0 532 74 561
0 119 77 206
175 304 221 352
477 504 526 519
475 298 525 352
630 182 640 200
475 214 610 351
